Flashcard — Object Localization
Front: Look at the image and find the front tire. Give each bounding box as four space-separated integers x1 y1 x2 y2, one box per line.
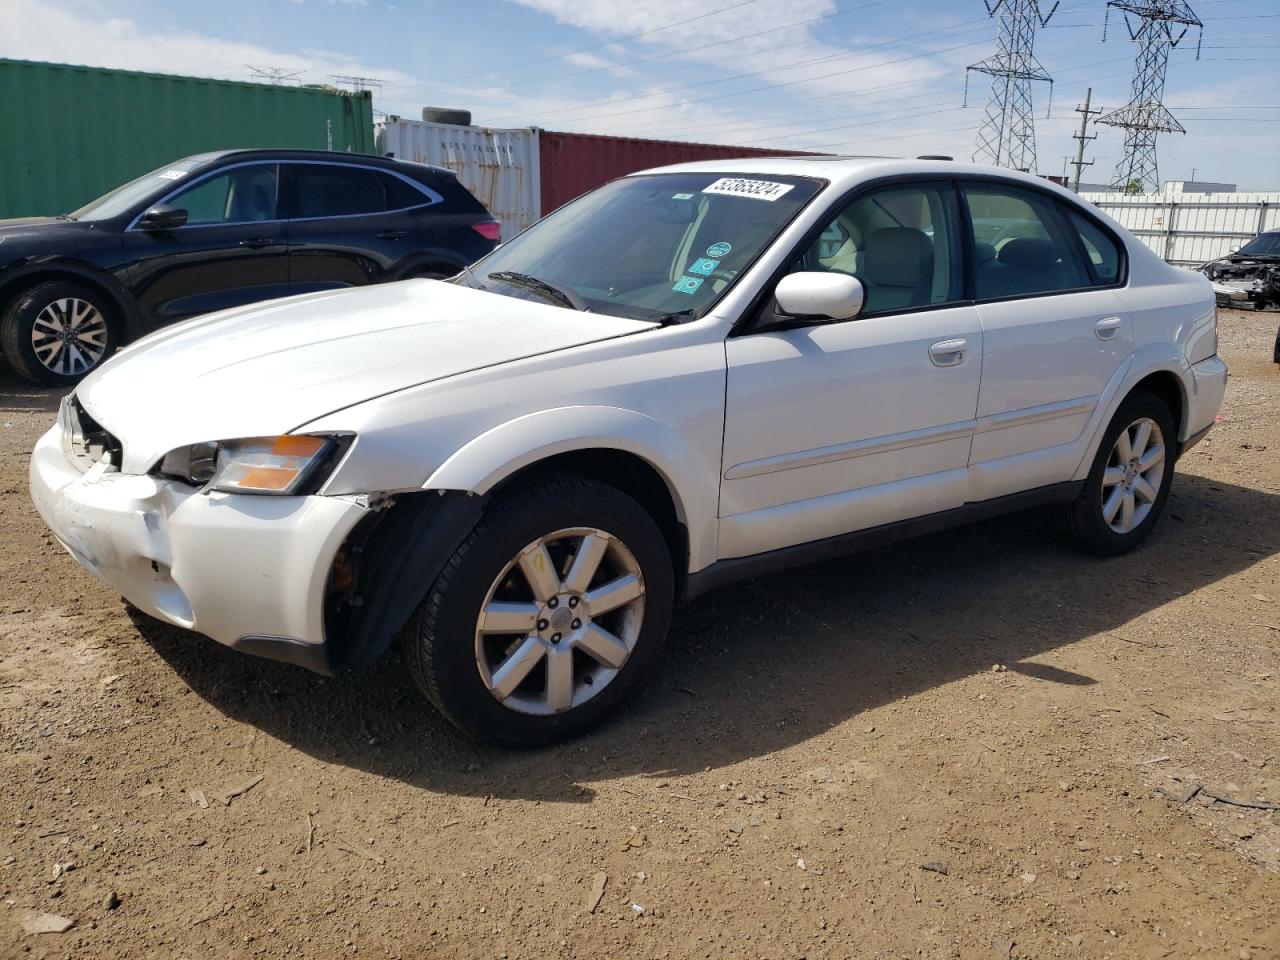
1 280 119 385
1058 389 1177 555
401 473 675 746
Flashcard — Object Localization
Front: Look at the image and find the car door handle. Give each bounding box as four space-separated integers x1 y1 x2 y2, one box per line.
1094 316 1123 340
377 230 408 240
238 237 280 248
929 338 968 367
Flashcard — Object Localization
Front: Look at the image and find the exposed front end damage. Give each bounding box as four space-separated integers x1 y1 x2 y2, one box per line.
1200 255 1280 310
324 491 488 671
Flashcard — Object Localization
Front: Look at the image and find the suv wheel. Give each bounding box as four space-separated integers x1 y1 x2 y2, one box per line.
1 280 119 385
401 473 674 745
1058 389 1177 555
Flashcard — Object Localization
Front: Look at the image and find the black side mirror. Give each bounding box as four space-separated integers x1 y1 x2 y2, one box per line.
139 204 188 231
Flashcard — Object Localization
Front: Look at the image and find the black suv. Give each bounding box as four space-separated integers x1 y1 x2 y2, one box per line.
0 149 501 384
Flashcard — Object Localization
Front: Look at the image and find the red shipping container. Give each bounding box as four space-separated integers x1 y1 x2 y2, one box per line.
538 130 822 214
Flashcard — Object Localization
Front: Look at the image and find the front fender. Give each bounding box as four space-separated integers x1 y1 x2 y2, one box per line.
424 405 718 571
0 257 141 338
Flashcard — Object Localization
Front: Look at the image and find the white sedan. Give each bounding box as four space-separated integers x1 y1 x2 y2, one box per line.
30 158 1227 744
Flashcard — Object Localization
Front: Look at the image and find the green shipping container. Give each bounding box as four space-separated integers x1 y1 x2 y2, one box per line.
0 58 375 218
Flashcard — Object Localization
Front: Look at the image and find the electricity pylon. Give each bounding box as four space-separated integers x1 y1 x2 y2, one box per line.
965 0 1060 174
1097 1 1203 193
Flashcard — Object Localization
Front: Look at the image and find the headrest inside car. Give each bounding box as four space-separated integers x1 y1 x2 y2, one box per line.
998 237 1059 268
864 227 933 287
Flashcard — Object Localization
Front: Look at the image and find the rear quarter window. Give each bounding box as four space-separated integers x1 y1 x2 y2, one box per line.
417 173 489 215
1065 208 1125 286
381 172 436 210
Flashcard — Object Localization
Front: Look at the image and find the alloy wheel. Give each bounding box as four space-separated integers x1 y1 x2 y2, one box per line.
30 297 109 377
1101 416 1166 535
474 527 646 716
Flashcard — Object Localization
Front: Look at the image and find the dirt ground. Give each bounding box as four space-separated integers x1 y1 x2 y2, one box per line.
0 308 1277 960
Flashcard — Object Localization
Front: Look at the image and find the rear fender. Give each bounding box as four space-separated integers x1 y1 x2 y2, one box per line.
1071 344 1190 480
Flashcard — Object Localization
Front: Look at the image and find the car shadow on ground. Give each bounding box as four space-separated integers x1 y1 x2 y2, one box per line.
132 471 1279 803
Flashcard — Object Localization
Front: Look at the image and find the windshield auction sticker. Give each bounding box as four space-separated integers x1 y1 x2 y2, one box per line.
701 178 795 202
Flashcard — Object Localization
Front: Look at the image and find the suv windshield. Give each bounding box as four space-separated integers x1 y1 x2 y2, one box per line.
69 155 218 222
1236 232 1280 258
463 172 823 320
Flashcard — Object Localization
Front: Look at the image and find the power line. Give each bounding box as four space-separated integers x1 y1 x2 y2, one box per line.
469 2 1106 128
577 38 1127 141
404 0 900 92
488 30 1010 127
480 18 1001 124
739 66 1134 151
437 0 770 82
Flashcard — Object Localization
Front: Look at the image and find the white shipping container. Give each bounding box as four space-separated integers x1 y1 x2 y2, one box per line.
377 118 540 241
1080 191 1280 265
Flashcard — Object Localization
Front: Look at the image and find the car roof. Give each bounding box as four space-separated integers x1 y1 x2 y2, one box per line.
630 156 1082 198
191 148 455 178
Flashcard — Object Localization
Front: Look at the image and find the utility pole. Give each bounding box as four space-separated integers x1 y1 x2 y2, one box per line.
1070 86 1101 191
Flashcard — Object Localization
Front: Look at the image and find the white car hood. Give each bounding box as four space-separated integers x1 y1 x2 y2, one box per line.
77 280 656 474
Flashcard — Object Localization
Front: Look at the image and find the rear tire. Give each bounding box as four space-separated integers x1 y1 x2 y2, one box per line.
400 473 675 746
1057 389 1177 555
1 280 119 386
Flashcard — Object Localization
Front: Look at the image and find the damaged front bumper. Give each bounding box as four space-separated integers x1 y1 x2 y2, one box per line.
1209 279 1267 307
28 425 369 674
1201 258 1280 310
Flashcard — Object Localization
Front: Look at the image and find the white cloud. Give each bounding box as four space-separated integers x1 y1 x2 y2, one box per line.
0 0 408 86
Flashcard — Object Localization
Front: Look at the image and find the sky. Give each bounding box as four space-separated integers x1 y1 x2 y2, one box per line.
1 0 1277 189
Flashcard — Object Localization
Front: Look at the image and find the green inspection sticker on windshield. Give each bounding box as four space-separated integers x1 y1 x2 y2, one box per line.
672 276 704 295
706 241 732 258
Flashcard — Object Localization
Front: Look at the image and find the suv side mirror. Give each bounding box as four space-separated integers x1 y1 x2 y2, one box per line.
139 204 188 231
774 272 865 322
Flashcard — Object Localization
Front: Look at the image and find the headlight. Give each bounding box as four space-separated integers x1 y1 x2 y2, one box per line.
158 435 350 495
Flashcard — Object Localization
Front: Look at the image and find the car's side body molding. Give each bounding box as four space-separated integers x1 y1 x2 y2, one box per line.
685 480 1083 601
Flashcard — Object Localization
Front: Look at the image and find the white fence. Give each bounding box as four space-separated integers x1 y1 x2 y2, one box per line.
1079 191 1280 265
376 119 541 241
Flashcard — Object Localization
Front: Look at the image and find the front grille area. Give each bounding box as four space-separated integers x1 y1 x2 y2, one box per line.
61 395 122 471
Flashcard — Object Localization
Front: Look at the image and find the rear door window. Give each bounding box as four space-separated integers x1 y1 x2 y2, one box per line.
286 164 387 219
961 183 1091 300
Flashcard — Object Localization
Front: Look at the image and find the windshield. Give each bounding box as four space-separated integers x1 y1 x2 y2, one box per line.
68 155 218 221
463 172 823 320
1236 232 1280 257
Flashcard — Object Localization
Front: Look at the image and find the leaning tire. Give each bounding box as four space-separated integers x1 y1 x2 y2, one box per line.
401 472 675 746
1058 389 1177 555
1 280 119 386
420 107 472 126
